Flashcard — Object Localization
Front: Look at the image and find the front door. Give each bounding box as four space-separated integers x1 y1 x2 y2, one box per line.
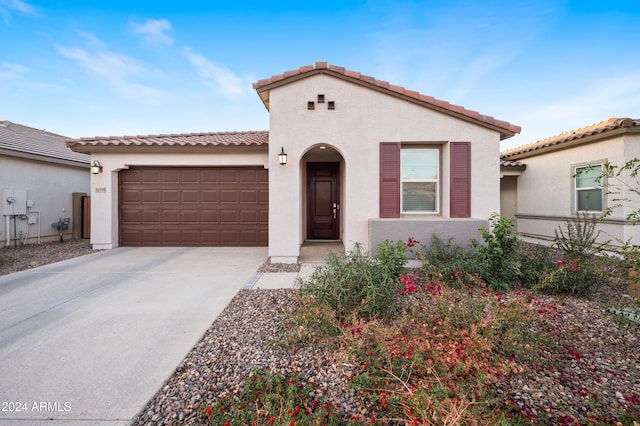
307 163 339 239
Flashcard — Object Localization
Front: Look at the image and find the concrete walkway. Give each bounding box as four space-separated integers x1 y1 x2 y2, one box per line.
0 247 268 425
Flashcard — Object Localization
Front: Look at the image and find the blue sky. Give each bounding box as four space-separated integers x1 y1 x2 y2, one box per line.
1 0 639 151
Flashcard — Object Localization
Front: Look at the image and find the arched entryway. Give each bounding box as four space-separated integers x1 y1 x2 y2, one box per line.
301 145 344 241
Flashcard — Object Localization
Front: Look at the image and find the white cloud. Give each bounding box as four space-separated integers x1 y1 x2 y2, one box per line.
0 61 27 84
0 0 36 23
182 47 254 99
129 18 174 46
57 33 162 99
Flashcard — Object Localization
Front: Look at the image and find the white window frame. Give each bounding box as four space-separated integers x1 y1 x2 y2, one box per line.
400 147 440 214
574 163 604 213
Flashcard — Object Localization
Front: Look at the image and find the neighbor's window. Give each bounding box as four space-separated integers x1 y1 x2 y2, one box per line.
575 164 603 212
401 148 439 213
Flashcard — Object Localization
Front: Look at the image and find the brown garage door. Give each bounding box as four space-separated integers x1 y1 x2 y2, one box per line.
119 167 268 246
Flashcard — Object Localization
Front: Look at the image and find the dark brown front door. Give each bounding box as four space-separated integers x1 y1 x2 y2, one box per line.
307 163 339 239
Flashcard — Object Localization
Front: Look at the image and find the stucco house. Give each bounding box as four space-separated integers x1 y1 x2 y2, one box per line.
67 62 520 262
500 117 640 246
1 120 91 247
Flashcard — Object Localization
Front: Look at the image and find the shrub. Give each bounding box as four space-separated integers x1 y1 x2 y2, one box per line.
554 212 610 259
533 258 604 296
297 241 406 322
517 243 555 288
418 234 481 287
198 367 347 425
374 238 411 278
472 214 522 290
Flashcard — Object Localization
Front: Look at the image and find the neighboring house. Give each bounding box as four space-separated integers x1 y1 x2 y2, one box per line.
500 117 640 246
67 62 520 262
0 120 91 247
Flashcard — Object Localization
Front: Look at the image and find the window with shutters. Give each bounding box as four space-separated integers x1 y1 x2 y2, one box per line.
401 148 439 213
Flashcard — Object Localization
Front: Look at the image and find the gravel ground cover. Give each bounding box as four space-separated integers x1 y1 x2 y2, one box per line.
2 241 638 424
0 239 94 276
131 287 640 425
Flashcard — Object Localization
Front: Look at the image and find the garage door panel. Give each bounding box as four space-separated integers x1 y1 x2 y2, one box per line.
162 210 180 223
220 210 238 223
182 210 199 223
142 190 161 203
142 170 162 183
119 167 268 246
201 190 218 203
182 170 199 183
121 209 141 224
220 190 237 203
163 190 180 203
180 190 198 203
202 210 218 223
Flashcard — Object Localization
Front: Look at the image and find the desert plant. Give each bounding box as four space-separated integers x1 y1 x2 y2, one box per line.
533 258 604 296
373 238 411 278
198 367 349 425
472 213 522 289
554 212 610 259
418 234 481 287
517 243 555 288
297 242 403 322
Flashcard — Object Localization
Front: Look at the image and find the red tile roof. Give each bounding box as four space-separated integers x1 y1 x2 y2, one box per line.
500 160 525 167
501 117 640 160
253 61 521 140
66 130 269 152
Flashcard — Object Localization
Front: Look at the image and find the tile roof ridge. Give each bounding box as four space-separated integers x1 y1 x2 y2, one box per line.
68 129 269 142
253 61 521 137
501 117 639 158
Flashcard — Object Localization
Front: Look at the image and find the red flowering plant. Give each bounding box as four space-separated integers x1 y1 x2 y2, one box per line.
534 256 604 296
199 366 352 425
345 283 538 424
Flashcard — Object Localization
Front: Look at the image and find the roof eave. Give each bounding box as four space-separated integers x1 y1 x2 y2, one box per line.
254 67 520 140
502 126 639 161
66 143 269 155
0 148 90 168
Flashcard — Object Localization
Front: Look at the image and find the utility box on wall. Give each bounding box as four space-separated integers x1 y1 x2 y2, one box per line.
2 188 27 215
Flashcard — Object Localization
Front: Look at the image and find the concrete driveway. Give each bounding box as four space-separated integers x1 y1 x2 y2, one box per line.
0 246 267 425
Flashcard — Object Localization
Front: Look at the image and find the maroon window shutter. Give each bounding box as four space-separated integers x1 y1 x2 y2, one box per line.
379 142 400 218
450 141 471 218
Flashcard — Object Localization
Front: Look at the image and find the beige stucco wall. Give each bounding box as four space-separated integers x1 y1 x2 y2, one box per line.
513 133 640 246
1 156 89 247
267 74 503 262
89 151 268 250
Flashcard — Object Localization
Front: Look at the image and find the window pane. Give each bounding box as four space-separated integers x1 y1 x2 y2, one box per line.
576 166 601 188
401 149 438 180
577 189 602 211
402 182 436 211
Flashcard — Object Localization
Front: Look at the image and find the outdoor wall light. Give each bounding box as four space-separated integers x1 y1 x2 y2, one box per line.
278 147 288 165
91 160 103 175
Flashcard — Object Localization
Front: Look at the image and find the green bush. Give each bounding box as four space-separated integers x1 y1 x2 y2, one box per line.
517 243 555 288
554 212 610 259
472 214 522 290
418 234 480 287
297 241 405 322
374 238 410 278
533 257 604 296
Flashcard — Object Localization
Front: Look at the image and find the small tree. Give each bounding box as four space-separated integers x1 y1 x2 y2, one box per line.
599 158 640 222
596 158 640 266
